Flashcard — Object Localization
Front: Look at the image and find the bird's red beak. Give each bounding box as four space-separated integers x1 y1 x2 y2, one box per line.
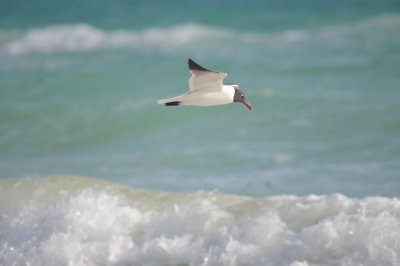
242 99 252 110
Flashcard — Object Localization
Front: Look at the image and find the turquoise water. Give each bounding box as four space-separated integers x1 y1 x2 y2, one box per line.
1 1 400 265
1 0 400 197
1 0 400 198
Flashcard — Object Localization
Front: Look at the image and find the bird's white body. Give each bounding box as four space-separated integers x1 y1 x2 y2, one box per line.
157 58 252 110
157 85 235 106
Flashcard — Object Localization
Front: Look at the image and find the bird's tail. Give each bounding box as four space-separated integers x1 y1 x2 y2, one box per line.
157 98 182 106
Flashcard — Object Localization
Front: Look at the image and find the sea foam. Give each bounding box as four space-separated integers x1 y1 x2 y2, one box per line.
2 23 228 55
0 176 399 266
2 15 399 55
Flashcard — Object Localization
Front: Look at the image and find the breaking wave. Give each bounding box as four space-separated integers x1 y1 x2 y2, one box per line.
1 176 399 265
1 15 399 55
1 23 231 55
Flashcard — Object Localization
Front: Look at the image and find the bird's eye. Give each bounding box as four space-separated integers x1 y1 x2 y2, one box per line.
241 94 245 98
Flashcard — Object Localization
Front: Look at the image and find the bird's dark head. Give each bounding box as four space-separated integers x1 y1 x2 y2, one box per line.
233 86 252 110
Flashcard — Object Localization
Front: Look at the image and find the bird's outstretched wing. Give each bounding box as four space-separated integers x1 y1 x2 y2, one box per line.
188 58 228 92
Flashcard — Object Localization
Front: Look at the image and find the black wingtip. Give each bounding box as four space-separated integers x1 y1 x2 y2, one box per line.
188 58 213 72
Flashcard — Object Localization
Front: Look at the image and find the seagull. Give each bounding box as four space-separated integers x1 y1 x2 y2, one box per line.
157 58 252 110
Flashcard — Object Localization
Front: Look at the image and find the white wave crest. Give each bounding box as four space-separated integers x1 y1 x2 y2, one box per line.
2 15 400 55
3 23 230 55
1 176 400 266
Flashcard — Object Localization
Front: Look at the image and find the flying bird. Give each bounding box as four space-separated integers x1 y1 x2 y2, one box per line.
157 58 252 110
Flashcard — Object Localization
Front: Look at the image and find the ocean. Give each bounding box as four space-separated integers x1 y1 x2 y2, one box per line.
1 0 400 265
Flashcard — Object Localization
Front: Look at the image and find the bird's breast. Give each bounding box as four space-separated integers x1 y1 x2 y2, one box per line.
183 86 234 106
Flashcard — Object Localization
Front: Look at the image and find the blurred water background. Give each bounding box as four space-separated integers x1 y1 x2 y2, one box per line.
1 1 400 264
